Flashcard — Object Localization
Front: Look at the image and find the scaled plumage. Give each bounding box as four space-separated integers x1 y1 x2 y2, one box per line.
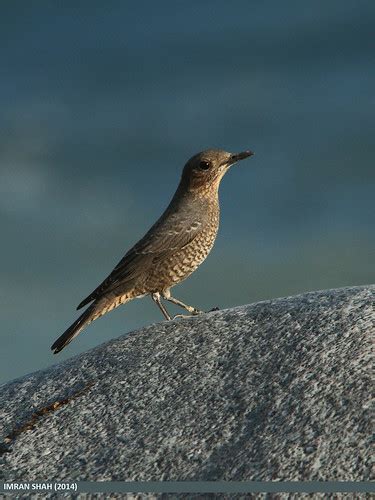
51 149 253 353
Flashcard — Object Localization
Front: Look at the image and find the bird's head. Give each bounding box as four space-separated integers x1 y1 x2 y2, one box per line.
180 149 254 194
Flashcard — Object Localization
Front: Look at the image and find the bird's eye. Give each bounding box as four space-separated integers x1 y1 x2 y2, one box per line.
199 160 211 170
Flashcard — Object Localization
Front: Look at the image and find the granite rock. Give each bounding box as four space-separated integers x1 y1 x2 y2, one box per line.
0 285 373 481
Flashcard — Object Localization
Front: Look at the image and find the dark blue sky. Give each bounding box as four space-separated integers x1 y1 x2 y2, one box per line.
1 0 374 383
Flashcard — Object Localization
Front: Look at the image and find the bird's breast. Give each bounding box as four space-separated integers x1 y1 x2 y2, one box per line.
146 206 220 291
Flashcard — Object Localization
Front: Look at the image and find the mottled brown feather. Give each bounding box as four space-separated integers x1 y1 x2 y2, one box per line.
53 148 253 354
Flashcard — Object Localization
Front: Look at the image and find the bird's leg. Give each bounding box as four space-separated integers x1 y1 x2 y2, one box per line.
161 290 203 319
151 292 172 320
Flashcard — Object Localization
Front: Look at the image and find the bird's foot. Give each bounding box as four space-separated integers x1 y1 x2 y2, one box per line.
172 314 190 320
191 308 204 315
207 306 220 312
181 305 203 315
172 309 203 320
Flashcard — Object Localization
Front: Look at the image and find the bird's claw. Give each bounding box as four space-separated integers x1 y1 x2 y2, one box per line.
172 313 192 320
172 309 203 320
192 309 204 315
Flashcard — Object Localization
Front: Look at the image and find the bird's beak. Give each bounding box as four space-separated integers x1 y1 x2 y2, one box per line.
229 150 254 165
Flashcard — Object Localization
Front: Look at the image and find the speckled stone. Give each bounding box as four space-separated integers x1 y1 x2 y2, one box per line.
0 285 373 482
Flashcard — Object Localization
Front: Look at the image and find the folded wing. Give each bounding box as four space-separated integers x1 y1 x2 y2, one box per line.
77 214 203 310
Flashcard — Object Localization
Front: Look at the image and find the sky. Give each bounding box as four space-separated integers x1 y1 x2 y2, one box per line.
0 0 374 384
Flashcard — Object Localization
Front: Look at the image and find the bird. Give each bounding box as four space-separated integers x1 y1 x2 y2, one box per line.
51 148 254 353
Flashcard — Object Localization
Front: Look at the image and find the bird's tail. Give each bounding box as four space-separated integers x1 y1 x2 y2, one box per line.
51 304 97 354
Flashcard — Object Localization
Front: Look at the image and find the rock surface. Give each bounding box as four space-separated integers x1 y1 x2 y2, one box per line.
0 285 373 481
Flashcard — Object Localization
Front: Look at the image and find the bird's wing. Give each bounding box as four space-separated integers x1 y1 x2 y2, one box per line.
77 214 203 309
